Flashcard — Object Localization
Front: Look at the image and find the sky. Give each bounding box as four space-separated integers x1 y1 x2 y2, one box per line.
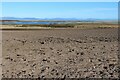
1 2 118 19
2 0 119 2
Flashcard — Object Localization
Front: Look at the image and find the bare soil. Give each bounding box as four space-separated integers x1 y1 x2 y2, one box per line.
2 28 119 78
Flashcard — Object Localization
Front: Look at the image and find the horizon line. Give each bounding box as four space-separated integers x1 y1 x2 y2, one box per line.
0 17 118 20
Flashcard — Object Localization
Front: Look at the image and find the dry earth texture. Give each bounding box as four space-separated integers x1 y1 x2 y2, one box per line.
1 26 119 79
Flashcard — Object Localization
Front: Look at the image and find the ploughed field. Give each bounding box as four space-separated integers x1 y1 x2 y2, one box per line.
2 28 119 78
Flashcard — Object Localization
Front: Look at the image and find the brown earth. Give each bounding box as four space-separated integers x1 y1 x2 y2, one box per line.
2 28 119 78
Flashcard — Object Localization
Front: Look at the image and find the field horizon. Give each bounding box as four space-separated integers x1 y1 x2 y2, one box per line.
1 2 119 79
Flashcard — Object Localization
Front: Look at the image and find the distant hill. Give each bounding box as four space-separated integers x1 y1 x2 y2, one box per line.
0 17 117 22
1 17 39 20
1 17 80 21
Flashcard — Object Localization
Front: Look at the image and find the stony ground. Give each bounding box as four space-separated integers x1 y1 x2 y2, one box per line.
2 28 119 78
